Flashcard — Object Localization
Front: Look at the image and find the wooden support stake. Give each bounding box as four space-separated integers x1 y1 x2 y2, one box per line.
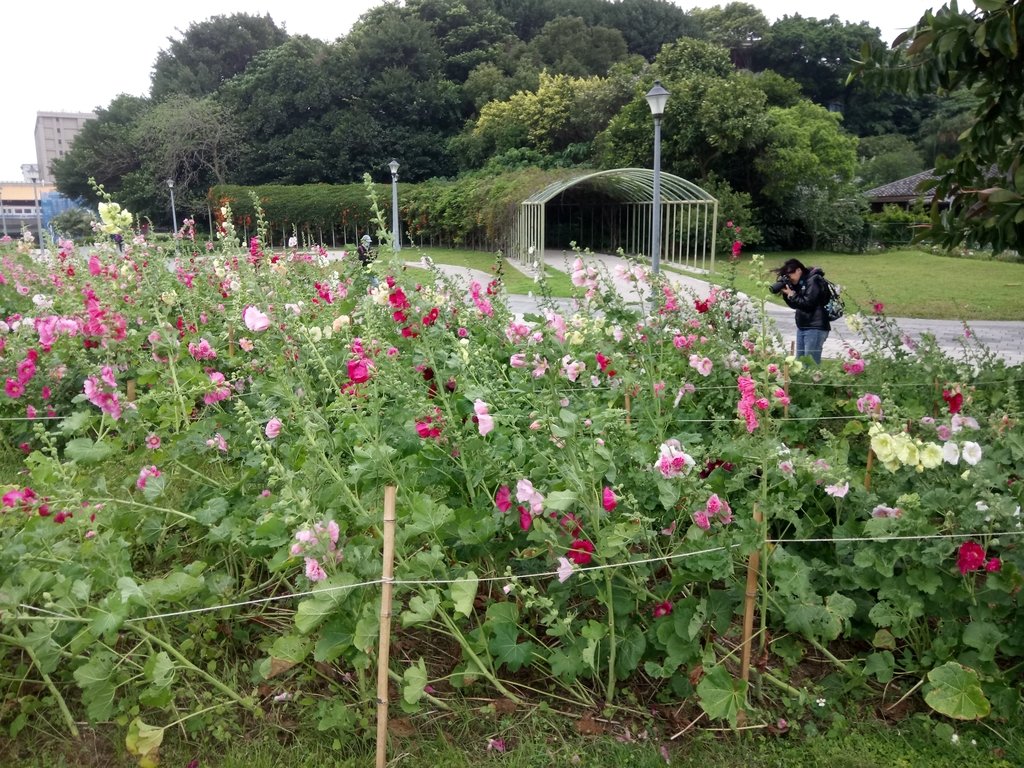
126 379 136 403
740 505 764 684
228 325 236 357
375 486 398 768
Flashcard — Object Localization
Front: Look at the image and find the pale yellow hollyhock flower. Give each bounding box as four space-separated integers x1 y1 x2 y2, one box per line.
895 437 919 467
870 431 897 464
307 326 322 343
919 443 943 469
332 315 351 332
567 330 585 345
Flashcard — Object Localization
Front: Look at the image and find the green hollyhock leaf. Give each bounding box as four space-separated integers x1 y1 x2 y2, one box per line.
924 662 991 720
73 654 117 721
488 623 536 672
59 411 94 434
140 571 204 604
64 438 116 464
402 658 428 705
402 590 441 627
697 664 748 727
864 651 895 683
544 490 578 511
294 573 357 634
962 621 1006 663
449 572 478 618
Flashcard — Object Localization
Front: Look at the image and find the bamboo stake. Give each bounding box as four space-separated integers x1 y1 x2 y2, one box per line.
375 486 398 768
740 504 764 684
864 447 875 491
126 379 136 403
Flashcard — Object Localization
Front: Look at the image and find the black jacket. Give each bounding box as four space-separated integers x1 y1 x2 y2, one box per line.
783 267 831 331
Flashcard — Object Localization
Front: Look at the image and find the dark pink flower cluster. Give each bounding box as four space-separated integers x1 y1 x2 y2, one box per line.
957 541 1000 575
737 375 763 433
84 366 122 419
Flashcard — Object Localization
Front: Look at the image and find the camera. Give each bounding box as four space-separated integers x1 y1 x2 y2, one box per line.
769 278 789 295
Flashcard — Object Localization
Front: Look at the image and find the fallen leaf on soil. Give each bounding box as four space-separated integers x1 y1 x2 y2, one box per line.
388 718 416 737
576 713 606 735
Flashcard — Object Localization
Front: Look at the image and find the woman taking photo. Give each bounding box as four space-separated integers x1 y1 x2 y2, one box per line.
772 258 830 364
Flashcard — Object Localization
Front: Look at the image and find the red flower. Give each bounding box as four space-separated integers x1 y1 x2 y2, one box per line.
422 307 439 326
957 541 986 575
985 557 1002 573
518 505 532 531
942 389 964 415
567 538 595 565
652 600 673 618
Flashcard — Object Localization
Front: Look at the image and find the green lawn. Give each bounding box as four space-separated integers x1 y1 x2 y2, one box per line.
685 249 1024 321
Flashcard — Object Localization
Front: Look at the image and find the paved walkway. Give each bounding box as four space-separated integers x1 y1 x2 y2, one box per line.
401 249 1024 366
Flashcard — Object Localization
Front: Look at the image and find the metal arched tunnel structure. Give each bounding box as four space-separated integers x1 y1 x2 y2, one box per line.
510 168 719 272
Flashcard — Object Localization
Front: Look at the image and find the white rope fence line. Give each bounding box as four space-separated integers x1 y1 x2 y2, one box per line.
13 544 737 625
13 528 1024 626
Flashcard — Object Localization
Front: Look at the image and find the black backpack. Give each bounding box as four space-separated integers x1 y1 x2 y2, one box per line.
822 279 844 321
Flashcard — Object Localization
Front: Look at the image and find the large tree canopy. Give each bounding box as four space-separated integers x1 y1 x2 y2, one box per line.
853 0 1024 252
150 13 289 102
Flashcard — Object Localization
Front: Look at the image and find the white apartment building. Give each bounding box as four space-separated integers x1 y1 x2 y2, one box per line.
34 111 95 182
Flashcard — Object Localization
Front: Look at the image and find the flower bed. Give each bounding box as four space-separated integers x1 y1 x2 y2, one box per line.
1 195 1022 757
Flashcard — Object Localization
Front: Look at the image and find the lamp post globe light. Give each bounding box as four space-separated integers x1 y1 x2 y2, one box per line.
166 178 178 237
645 80 669 274
388 159 401 252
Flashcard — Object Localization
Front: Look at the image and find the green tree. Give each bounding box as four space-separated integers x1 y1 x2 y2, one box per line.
49 207 97 241
857 134 925 189
527 16 629 77
51 95 151 205
216 36 346 184
134 94 239 190
150 13 289 102
688 2 770 67
852 0 1024 252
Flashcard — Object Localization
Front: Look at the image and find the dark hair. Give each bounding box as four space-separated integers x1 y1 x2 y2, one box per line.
776 258 807 278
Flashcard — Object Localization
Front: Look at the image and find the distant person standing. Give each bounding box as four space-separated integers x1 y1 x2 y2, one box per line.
771 258 830 364
357 234 373 267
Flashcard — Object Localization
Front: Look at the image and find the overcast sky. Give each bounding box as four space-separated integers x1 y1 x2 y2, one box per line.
4 0 938 182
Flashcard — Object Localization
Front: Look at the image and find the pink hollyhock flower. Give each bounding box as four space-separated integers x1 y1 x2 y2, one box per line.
871 505 901 519
652 600 673 618
567 539 595 565
519 506 532 531
692 510 711 530
265 418 283 439
145 433 162 450
843 359 866 375
136 465 161 490
347 358 370 383
872 302 885 314
985 557 1001 572
243 306 271 332
656 439 695 479
602 486 617 512
957 541 986 575
305 557 327 582
689 355 713 377
473 399 494 436
824 482 849 498
4 378 24 398
857 393 882 415
203 371 232 405
516 478 545 516
205 433 228 452
556 556 574 583
487 738 507 753
509 352 527 368
495 485 512 513
187 338 217 360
